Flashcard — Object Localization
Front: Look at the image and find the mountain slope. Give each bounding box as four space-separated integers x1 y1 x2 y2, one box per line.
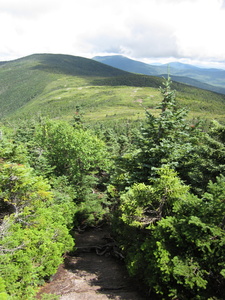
26 53 130 77
1 53 225 124
0 53 130 119
167 75 225 95
93 55 225 95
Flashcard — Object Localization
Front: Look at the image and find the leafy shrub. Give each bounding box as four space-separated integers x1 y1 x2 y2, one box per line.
118 167 225 299
33 119 111 224
0 162 74 299
0 277 9 300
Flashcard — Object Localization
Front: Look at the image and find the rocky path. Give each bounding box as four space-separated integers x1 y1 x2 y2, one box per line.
36 227 148 300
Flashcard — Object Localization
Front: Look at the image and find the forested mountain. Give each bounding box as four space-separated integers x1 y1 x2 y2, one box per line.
93 55 225 94
93 54 162 75
1 54 225 299
1 53 225 124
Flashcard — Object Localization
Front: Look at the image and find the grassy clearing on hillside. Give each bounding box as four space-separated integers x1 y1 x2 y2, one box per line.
6 73 225 125
11 76 225 124
9 76 162 122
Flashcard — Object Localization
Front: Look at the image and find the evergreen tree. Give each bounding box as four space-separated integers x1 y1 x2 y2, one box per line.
176 120 225 195
118 166 225 299
114 76 192 188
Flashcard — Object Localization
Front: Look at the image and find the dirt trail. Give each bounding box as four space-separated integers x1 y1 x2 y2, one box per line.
37 227 148 300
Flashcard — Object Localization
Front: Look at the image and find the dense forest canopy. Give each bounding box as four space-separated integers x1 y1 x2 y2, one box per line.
0 76 225 299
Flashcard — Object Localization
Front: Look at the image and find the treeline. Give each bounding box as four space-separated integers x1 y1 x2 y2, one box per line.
1 77 225 299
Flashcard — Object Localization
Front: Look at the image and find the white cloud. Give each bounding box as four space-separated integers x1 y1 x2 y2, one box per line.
0 0 225 66
173 0 225 60
0 0 61 18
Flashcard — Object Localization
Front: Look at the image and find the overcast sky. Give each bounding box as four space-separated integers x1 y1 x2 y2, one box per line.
1 0 225 68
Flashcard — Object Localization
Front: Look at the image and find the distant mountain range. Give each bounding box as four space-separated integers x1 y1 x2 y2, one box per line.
93 55 225 95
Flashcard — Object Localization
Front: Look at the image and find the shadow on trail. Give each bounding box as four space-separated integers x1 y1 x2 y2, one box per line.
37 227 152 299
66 226 148 300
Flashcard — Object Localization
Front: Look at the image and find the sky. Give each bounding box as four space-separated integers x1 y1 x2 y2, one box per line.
1 0 225 68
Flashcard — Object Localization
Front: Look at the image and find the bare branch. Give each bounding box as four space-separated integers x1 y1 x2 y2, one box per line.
0 243 25 255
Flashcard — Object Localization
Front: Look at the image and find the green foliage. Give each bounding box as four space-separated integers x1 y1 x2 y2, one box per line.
37 120 109 179
0 162 51 212
0 277 9 300
0 136 29 165
40 294 60 300
111 79 225 299
49 175 77 228
176 120 225 194
113 78 225 195
137 77 191 173
120 166 189 227
32 119 110 224
9 118 111 226
0 118 111 298
113 77 193 188
0 161 75 299
118 166 225 299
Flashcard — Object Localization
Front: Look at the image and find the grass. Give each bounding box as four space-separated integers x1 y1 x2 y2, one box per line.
11 79 160 122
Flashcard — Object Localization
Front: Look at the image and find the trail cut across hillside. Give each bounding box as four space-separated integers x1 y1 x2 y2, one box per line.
36 226 148 300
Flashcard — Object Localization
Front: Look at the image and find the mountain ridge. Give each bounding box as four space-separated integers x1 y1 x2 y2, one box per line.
93 55 225 94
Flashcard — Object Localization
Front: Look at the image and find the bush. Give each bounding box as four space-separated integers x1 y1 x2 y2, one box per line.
118 167 225 299
0 162 75 299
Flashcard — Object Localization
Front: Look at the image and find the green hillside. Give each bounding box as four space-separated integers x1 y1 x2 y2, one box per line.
0 53 127 119
1 53 225 124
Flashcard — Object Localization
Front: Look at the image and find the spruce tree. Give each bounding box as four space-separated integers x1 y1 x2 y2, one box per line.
116 76 191 187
